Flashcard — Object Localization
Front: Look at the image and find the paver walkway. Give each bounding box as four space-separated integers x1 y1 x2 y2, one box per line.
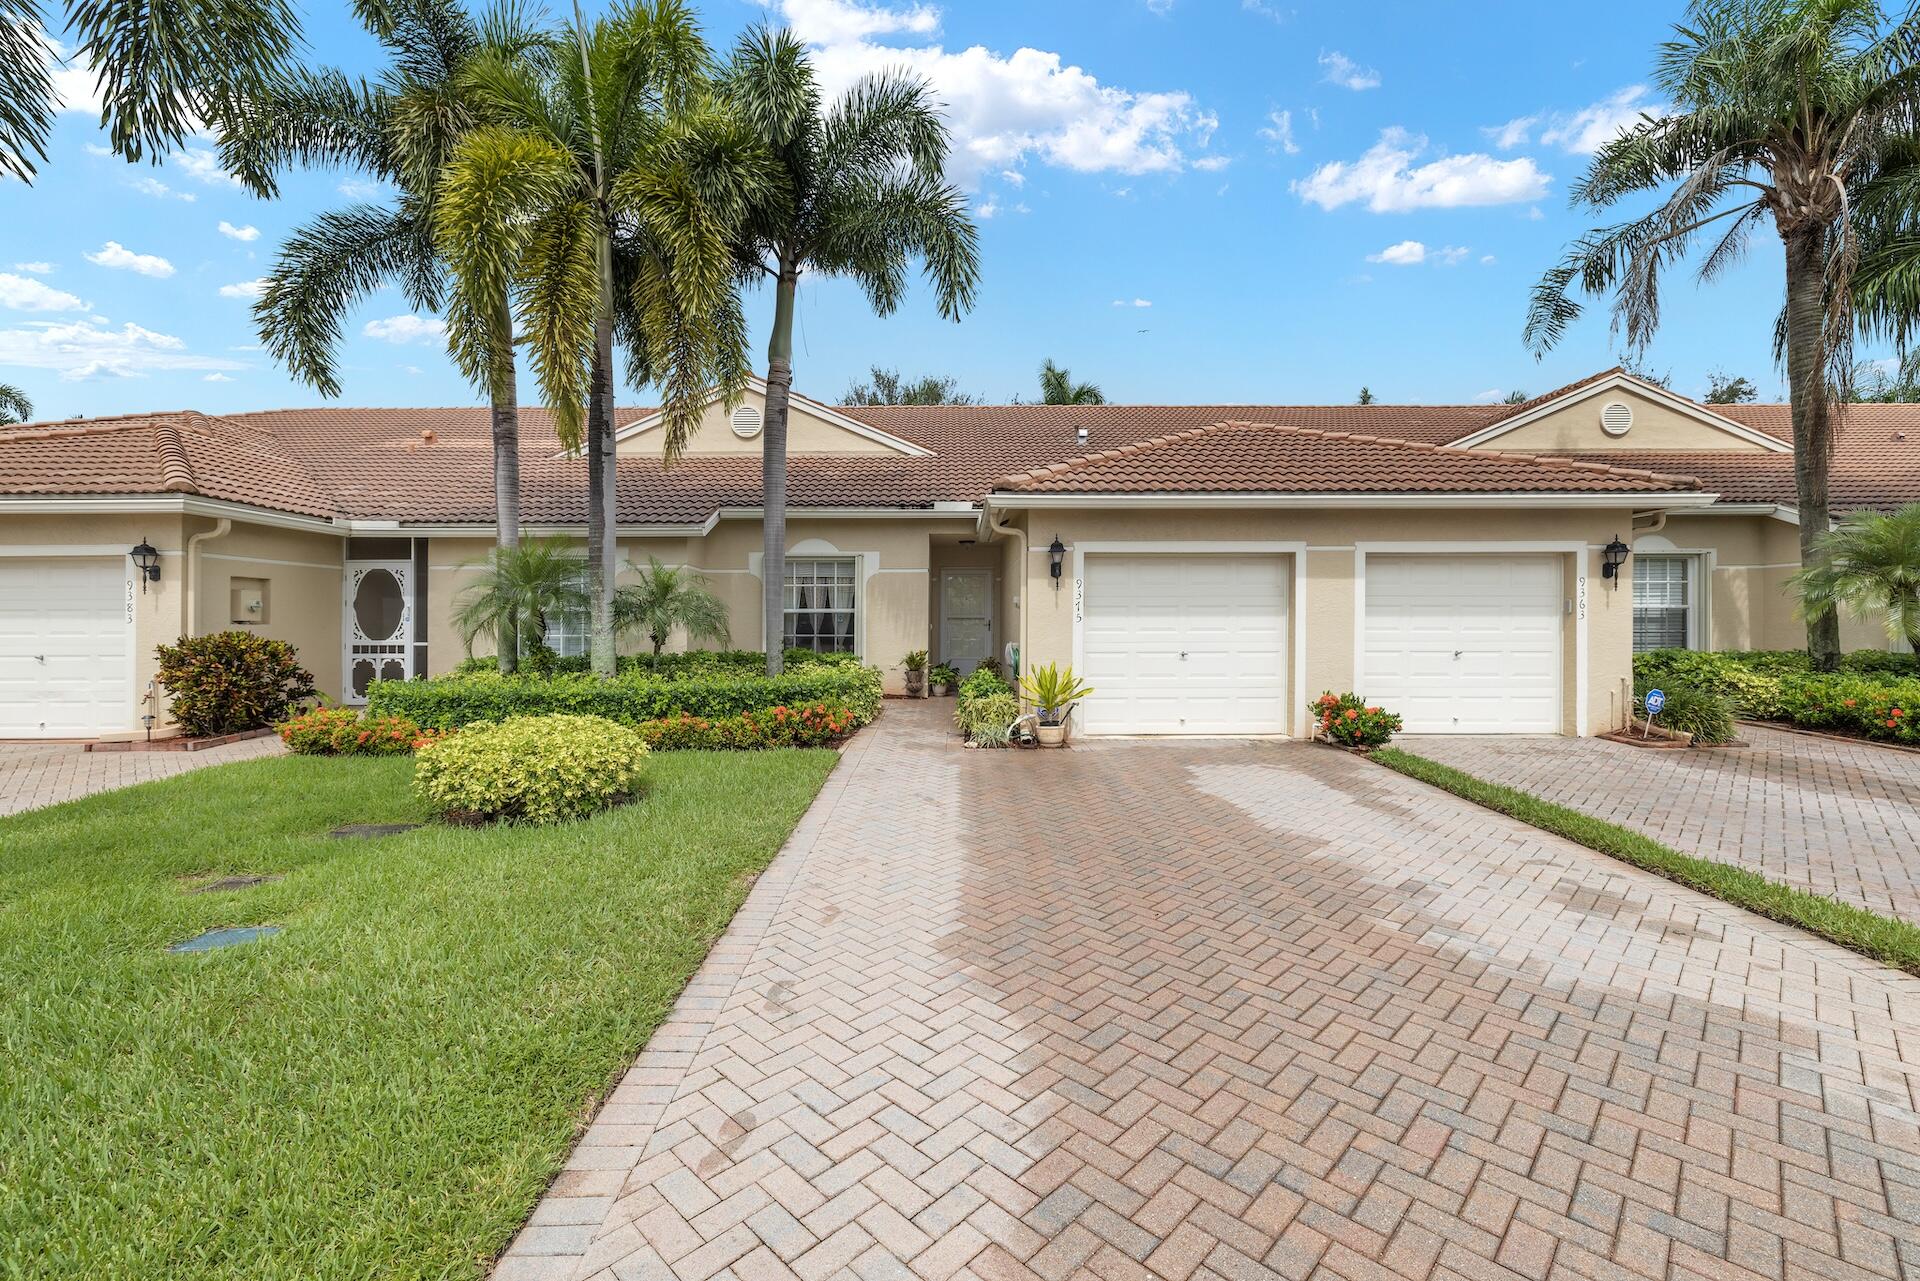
0 736 284 817
1400 727 1920 925
499 702 1920 1281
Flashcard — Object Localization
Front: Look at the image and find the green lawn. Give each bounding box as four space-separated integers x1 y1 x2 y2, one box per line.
0 748 838 1280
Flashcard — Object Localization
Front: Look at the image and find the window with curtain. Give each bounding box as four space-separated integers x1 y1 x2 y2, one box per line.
784 559 857 653
1633 556 1693 651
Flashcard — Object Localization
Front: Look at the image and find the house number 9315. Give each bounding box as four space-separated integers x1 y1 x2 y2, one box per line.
1073 577 1084 623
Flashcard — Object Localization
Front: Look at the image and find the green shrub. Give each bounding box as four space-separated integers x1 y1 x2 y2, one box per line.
277 707 445 755
1636 684 1736 744
928 663 959 688
452 648 862 678
1633 649 1786 717
1311 692 1402 749
635 702 859 750
155 630 317 737
370 664 883 731
1773 673 1920 743
413 714 648 824
954 692 1020 745
1839 650 1920 675
957 667 1011 701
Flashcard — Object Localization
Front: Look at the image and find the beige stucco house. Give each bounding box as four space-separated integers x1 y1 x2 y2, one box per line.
3 367 1913 741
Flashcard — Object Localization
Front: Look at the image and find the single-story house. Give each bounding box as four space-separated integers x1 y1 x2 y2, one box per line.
3 366 1915 741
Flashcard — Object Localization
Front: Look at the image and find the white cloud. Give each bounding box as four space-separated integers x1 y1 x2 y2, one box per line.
13 261 53 274
82 143 111 157
1146 0 1176 12
1242 0 1288 21
218 221 260 242
1293 127 1550 212
1434 244 1470 266
0 273 88 311
41 35 104 118
1366 240 1426 265
1000 169 1025 187
85 241 175 278
977 195 1000 218
1480 253 1497 265
129 176 194 202
168 147 242 188
202 372 235 382
1191 154 1231 172
0 319 246 380
1489 86 1667 155
363 314 445 344
1111 298 1153 308
338 178 387 199
1472 388 1507 403
218 278 270 300
1258 109 1299 155
1318 50 1380 91
769 0 1219 185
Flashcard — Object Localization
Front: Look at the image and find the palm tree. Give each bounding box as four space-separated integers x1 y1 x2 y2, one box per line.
1039 358 1103 405
1524 0 1920 670
0 383 30 424
614 557 730 656
720 27 979 676
234 0 542 669
1792 503 1920 651
451 536 592 661
438 0 760 679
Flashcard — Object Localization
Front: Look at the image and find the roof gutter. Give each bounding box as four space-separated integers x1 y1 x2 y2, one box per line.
987 491 1722 510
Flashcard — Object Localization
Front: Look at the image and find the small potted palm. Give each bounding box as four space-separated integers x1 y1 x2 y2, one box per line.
1019 662 1093 746
903 649 929 698
929 662 959 696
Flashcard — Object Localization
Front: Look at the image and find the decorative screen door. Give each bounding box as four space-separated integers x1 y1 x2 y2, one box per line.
940 569 994 675
344 560 414 701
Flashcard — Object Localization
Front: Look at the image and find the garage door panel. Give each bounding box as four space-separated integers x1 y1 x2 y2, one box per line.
0 559 130 738
1363 554 1562 734
1081 554 1289 735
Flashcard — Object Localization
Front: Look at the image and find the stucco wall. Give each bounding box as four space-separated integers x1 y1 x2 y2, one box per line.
1002 506 1640 737
1486 386 1775 454
614 387 909 457
189 519 345 701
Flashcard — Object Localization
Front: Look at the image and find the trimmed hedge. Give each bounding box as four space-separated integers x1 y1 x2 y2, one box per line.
1772 673 1920 744
369 663 884 731
636 703 860 750
452 648 864 678
1633 648 1920 742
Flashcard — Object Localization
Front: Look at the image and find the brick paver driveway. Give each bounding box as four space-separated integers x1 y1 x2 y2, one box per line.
1400 727 1920 925
499 703 1920 1281
0 736 284 817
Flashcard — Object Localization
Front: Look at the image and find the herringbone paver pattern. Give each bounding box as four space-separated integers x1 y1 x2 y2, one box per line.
0 737 284 816
499 704 1920 1281
1401 729 1920 925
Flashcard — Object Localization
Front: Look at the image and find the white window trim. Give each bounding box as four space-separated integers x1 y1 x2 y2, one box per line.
1067 541 1309 738
1352 541 1587 737
782 555 862 656
1631 550 1714 652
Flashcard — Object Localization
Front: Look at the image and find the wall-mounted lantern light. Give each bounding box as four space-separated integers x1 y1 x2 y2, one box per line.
1049 536 1066 586
1601 535 1631 582
129 538 161 592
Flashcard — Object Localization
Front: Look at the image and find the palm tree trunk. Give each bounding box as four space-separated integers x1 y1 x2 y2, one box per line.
761 262 798 677
490 295 522 674
585 235 618 679
1782 227 1841 671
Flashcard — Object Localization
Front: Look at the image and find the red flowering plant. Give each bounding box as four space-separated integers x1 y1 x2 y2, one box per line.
278 707 446 755
1310 691 1403 749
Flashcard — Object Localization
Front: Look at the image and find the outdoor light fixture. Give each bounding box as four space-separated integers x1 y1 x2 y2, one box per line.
1049 536 1066 585
129 538 161 592
1601 535 1631 582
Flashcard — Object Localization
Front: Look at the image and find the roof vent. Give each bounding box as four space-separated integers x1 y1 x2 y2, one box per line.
731 404 763 438
1600 400 1634 436
1076 425 1089 446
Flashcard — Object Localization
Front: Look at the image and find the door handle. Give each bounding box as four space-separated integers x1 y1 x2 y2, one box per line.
33 654 44 663
1179 651 1189 660
1453 650 1463 659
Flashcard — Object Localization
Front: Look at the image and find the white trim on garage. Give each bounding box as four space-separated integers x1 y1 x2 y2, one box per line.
1353 542 1587 736
1068 541 1309 737
0 554 137 738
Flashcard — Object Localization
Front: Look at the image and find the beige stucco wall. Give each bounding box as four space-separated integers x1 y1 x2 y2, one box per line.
614 386 911 458
1650 512 1900 652
1485 386 1775 454
1001 506 1641 737
189 519 345 701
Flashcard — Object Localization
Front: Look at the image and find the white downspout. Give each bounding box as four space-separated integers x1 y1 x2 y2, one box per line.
1631 509 1668 536
184 518 231 637
985 500 1027 681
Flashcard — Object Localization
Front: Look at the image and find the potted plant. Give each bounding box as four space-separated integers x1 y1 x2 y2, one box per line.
1019 662 1094 746
903 649 929 697
929 662 958 696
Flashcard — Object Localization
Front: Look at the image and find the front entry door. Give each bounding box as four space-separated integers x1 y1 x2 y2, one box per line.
344 560 414 702
939 570 994 675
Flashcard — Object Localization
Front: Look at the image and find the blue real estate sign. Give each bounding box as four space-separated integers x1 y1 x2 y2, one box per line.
1644 688 1666 717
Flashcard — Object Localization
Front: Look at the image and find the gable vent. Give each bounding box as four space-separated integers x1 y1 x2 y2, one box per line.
1599 400 1634 436
730 405 763 438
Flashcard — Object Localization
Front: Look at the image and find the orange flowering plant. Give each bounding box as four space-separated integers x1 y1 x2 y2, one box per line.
1311 691 1403 749
278 706 448 756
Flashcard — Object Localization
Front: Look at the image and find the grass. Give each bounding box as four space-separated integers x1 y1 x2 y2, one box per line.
1371 747 1920 977
0 748 838 1280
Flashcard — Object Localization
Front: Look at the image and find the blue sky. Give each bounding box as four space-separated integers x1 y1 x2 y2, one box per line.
0 0 1852 421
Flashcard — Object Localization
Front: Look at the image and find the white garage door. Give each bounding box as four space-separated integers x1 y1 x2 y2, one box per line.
1363 555 1562 733
1080 554 1289 735
0 558 131 738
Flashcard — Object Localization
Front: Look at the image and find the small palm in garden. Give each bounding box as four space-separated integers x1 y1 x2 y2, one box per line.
452 537 591 663
1791 503 1920 652
615 558 731 658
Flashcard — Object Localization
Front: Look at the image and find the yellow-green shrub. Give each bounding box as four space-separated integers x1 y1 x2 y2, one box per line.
412 714 648 825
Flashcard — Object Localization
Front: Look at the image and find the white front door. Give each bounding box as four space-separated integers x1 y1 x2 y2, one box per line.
939 570 994 674
343 560 414 702
1362 554 1562 733
0 558 131 737
1080 554 1289 735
